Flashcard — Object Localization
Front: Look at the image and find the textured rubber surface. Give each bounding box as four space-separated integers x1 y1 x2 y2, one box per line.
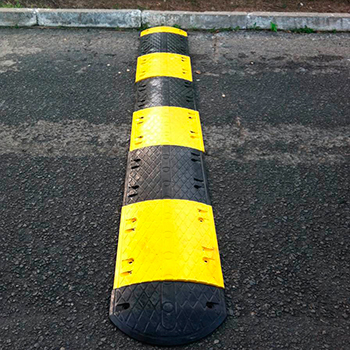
130 106 204 152
110 281 226 346
141 26 187 37
136 53 192 83
140 32 189 56
113 199 224 289
135 77 196 111
123 146 210 206
110 27 226 345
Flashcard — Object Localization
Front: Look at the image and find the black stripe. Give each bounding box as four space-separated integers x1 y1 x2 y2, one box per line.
140 32 189 56
123 145 210 206
110 281 226 346
135 77 196 111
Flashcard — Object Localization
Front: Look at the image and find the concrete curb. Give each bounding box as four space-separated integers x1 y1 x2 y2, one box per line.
142 10 350 31
0 8 37 27
0 8 349 32
37 9 141 28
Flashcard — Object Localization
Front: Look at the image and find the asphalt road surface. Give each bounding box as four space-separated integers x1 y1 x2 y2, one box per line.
1 28 349 350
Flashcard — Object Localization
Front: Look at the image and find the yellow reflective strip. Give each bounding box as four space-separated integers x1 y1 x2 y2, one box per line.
113 199 224 289
136 53 192 82
140 26 188 37
130 106 205 152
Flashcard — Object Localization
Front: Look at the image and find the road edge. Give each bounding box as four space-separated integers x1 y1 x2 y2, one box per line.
0 8 349 32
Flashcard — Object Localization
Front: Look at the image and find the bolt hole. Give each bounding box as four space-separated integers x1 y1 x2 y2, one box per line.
206 302 217 309
116 303 130 312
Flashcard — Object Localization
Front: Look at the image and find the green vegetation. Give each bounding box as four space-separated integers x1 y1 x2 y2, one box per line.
0 1 23 8
139 22 150 31
270 21 278 32
248 22 261 30
291 25 315 33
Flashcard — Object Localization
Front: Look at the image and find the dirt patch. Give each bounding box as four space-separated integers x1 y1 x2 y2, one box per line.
1 0 350 13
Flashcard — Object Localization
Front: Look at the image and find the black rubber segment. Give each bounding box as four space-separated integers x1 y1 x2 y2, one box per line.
110 281 226 346
135 76 196 111
123 145 210 206
140 32 189 56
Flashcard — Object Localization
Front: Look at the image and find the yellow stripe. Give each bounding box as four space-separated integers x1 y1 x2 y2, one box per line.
130 106 205 152
140 26 188 37
113 199 224 289
136 53 192 82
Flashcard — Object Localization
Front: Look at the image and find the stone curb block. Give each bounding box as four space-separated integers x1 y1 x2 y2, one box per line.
37 9 141 28
246 12 350 31
142 11 248 30
0 8 37 27
142 10 350 31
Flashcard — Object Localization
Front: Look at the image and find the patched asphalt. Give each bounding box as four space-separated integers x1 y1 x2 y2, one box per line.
0 28 349 350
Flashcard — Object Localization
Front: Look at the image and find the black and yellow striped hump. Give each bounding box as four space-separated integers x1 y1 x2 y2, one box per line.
109 26 226 346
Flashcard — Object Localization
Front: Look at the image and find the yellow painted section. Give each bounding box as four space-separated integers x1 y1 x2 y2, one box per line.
130 106 205 152
140 26 188 37
113 199 224 289
136 53 192 82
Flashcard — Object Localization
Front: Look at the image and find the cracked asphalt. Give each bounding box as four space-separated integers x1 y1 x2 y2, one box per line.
0 28 349 350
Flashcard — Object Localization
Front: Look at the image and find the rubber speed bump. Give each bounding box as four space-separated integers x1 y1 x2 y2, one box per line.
110 26 226 346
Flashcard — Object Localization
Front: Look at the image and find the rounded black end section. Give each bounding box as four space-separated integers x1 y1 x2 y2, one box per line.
109 281 226 346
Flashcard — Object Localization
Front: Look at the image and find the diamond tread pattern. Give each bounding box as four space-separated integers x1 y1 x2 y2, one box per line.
135 77 196 111
135 53 192 82
123 146 210 206
140 32 189 56
130 107 204 152
114 199 224 289
110 281 226 346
